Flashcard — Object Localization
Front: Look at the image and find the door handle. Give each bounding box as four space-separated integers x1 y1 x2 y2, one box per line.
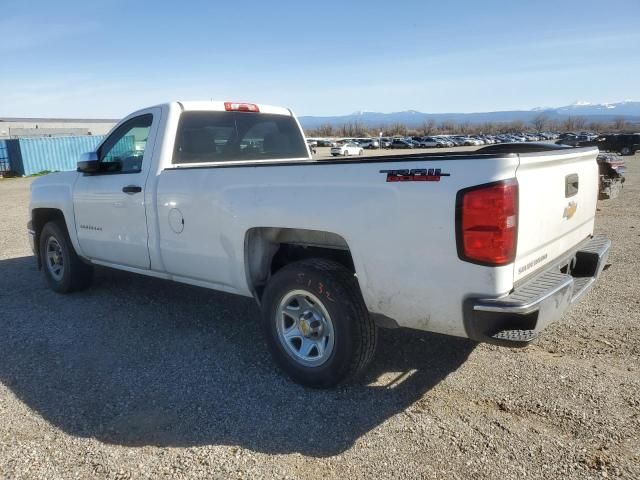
565 174 579 198
122 185 142 194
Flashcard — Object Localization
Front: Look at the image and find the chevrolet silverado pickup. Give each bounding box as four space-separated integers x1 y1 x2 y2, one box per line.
28 101 610 387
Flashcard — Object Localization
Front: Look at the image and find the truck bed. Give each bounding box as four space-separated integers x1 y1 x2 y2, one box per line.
168 143 578 169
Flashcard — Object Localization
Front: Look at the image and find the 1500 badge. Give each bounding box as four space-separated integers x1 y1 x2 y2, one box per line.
380 168 450 182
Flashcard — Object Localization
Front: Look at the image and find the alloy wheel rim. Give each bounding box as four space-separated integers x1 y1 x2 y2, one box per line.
275 290 335 367
46 236 64 281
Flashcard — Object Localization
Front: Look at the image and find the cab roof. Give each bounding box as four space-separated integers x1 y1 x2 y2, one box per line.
175 101 293 116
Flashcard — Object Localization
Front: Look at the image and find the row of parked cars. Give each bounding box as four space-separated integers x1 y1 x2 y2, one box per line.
557 132 640 156
311 132 562 156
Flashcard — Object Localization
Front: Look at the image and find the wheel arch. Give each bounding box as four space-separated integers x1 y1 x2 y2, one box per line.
244 227 359 303
31 208 67 269
30 177 85 261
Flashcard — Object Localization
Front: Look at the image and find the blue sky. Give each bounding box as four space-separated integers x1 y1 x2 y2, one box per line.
1 0 639 118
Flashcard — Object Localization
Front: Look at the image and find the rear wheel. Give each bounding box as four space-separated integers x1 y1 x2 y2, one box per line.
261 259 377 387
621 146 631 156
39 221 93 293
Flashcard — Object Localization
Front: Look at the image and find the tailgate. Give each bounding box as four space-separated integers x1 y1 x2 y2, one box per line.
514 147 599 283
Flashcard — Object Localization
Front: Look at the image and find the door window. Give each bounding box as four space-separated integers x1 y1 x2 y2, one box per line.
99 114 153 173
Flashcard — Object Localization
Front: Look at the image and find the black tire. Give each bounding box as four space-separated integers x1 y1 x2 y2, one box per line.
39 220 93 293
620 146 631 156
261 259 377 388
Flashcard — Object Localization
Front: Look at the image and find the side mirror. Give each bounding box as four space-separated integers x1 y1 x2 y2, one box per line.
77 152 122 174
77 152 100 173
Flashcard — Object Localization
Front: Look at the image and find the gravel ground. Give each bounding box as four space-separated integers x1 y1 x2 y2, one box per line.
0 150 638 479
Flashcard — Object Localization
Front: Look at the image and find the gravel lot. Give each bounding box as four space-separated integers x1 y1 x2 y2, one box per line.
0 149 638 479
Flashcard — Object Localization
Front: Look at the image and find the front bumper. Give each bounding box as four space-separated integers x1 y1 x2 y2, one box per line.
27 220 36 255
463 235 611 347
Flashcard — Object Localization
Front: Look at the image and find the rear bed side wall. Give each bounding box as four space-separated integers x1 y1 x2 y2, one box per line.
155 156 519 337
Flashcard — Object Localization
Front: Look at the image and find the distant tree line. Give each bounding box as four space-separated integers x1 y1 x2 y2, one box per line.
305 115 638 138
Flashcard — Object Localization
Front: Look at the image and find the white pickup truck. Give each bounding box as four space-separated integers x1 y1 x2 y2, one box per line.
28 101 610 387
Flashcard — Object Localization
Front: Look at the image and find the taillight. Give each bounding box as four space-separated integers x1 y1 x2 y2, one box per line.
224 102 260 112
456 179 518 266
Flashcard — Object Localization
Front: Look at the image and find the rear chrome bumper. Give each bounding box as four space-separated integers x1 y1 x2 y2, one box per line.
463 235 611 347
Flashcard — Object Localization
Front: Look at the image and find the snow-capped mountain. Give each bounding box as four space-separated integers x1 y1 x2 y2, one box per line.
555 100 640 116
299 101 640 129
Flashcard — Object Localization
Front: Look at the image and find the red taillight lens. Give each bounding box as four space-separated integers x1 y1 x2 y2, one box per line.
456 179 518 266
224 102 260 112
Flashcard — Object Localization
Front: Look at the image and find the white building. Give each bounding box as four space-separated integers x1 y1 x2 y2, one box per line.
0 117 118 139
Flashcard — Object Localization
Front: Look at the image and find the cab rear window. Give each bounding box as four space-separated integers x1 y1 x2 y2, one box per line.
173 111 308 164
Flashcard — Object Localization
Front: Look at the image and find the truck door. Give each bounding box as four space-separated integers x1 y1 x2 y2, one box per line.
73 108 160 269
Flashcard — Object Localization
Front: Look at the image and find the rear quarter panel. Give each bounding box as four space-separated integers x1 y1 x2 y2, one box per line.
156 155 518 337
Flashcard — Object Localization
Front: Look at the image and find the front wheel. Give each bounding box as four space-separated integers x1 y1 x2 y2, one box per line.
39 221 93 293
261 259 377 387
621 146 631 155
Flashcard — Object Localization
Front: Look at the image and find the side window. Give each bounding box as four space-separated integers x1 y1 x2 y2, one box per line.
173 111 308 164
99 114 153 174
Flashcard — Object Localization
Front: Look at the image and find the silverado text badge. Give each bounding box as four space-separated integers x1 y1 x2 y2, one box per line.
79 224 103 231
380 168 450 182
